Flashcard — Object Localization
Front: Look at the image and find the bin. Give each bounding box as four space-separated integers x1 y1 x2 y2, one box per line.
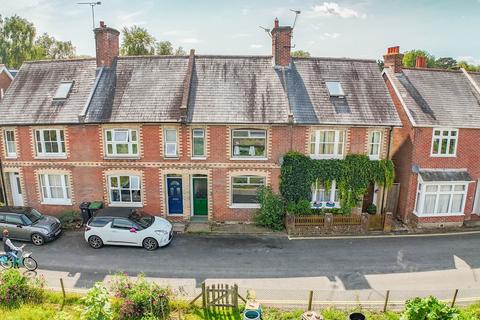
80 202 91 224
88 201 103 217
348 313 365 320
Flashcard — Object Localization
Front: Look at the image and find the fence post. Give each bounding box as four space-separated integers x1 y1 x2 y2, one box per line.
60 278 66 310
307 290 314 311
201 282 207 310
325 213 333 232
383 290 390 313
383 212 393 233
451 289 459 308
361 213 369 233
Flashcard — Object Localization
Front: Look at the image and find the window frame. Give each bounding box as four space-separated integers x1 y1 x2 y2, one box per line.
108 175 142 207
3 129 16 158
430 128 458 157
53 81 74 100
231 129 267 160
104 128 139 158
311 180 340 209
414 178 468 217
309 129 345 160
325 81 345 97
39 173 71 205
368 130 382 160
34 128 66 158
230 175 266 208
191 128 206 159
164 128 178 158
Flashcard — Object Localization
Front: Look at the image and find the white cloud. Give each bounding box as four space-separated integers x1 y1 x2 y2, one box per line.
309 2 366 19
323 32 340 39
250 44 263 49
181 38 201 44
457 56 480 65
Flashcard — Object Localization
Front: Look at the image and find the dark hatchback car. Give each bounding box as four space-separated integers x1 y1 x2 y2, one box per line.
0 207 62 246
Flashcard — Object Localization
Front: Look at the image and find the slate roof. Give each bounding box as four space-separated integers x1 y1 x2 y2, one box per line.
0 59 97 125
0 55 401 126
385 67 480 128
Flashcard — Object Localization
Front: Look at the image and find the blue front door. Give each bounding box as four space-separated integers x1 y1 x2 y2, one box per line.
167 178 183 214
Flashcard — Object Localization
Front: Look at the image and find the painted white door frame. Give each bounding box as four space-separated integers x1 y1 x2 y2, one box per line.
474 179 480 214
9 172 24 207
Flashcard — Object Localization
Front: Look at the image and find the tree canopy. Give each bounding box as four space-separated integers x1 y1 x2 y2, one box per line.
121 26 187 56
402 50 436 68
291 50 311 58
35 33 75 60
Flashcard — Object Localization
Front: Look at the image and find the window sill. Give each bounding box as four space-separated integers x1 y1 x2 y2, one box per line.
430 154 457 158
230 157 268 161
191 157 207 160
41 201 72 206
229 204 260 209
35 155 67 160
368 156 380 161
104 156 141 160
108 202 143 208
414 212 464 218
164 156 179 160
5 156 17 159
309 155 344 160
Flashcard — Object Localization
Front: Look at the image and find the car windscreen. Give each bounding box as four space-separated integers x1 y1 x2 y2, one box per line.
23 209 44 224
129 212 154 229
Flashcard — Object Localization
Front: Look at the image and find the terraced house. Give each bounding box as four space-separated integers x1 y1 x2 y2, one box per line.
383 47 480 227
0 20 400 223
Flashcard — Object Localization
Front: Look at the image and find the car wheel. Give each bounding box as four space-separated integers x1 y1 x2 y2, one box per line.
88 235 103 249
142 237 158 251
31 233 45 246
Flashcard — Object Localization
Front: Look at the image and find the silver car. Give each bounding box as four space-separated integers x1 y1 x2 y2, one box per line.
0 207 62 246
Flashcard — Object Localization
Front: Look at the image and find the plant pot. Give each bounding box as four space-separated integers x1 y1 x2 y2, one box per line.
243 310 260 320
348 312 365 320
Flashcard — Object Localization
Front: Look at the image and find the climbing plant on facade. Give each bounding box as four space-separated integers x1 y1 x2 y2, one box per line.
280 152 395 214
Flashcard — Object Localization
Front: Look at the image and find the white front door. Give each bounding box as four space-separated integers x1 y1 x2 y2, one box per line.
9 172 24 207
474 179 480 214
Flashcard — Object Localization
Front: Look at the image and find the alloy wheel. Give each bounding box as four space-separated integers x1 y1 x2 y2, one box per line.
143 238 158 251
31 234 44 246
88 236 103 249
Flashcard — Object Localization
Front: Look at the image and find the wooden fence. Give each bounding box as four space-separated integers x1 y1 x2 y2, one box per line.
332 215 362 225
190 283 246 310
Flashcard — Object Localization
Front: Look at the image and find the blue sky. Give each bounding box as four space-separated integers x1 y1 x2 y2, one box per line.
3 0 480 63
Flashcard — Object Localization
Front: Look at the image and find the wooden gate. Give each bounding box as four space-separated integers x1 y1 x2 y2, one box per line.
368 214 385 231
385 183 400 217
191 283 246 310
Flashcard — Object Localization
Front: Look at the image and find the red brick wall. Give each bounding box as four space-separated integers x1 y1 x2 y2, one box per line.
0 71 12 98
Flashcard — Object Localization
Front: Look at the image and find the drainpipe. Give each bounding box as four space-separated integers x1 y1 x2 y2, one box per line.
0 157 8 207
380 126 394 214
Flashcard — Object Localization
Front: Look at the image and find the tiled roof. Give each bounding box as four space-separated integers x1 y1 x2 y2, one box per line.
419 170 472 182
0 55 401 126
385 67 480 128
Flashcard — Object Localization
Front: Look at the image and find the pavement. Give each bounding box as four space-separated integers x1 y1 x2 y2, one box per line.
14 231 480 309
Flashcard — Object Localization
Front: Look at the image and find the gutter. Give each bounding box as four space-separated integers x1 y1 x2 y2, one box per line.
78 67 104 123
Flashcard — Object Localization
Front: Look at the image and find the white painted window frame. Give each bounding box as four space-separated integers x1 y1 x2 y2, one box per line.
311 180 340 209
230 175 265 208
164 128 178 158
191 128 206 159
430 128 458 157
39 174 71 205
414 176 468 217
108 175 142 207
231 129 267 160
368 131 382 160
4 129 16 158
105 128 139 158
35 129 66 158
310 129 345 160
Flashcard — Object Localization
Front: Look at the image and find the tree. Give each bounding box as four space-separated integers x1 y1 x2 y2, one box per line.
35 33 75 60
156 41 186 56
402 50 436 68
433 57 457 70
457 60 480 72
174 46 186 56
291 50 311 58
120 25 156 56
0 15 37 68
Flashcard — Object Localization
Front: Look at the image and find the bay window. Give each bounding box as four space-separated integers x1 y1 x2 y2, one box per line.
232 129 266 159
310 129 344 159
39 174 71 205
415 182 468 216
105 129 139 157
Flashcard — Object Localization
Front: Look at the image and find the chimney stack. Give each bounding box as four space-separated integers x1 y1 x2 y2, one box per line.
415 56 427 69
94 21 120 68
271 18 292 67
383 46 404 73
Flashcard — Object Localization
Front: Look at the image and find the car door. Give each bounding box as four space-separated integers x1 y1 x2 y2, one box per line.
4 214 27 240
0 214 6 238
108 218 140 245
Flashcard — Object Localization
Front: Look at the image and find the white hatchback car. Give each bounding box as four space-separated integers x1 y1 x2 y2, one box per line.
84 208 173 250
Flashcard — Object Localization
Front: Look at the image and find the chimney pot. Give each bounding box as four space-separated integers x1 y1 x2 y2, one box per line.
383 46 404 73
415 56 427 68
94 21 120 68
100 21 105 28
274 18 279 28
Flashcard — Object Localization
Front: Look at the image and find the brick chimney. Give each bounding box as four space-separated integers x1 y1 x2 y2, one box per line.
94 21 120 68
415 56 427 68
271 18 292 67
383 46 404 73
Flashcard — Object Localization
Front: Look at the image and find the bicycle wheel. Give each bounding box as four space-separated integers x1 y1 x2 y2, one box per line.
0 257 13 269
23 257 38 271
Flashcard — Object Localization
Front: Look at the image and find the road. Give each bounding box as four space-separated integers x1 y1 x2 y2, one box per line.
25 231 480 307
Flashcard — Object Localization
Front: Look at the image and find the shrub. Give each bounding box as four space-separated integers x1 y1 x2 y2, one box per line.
286 200 312 216
0 268 44 308
58 210 82 230
402 296 459 320
110 274 172 320
254 186 285 231
366 203 377 215
81 282 112 320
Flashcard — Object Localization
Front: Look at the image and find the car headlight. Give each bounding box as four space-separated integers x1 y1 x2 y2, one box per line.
155 230 169 236
39 229 49 235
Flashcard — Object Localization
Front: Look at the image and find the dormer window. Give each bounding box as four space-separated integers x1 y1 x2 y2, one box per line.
53 81 74 100
326 81 345 97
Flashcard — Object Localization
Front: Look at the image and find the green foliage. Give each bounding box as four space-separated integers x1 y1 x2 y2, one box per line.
434 57 457 70
457 60 480 72
402 50 436 68
366 203 377 214
280 152 395 214
35 33 76 60
459 302 480 320
110 273 172 320
156 40 186 56
255 186 285 231
286 200 312 216
0 15 37 68
291 50 311 58
402 296 459 320
0 268 44 308
81 283 112 320
58 210 82 230
121 25 156 56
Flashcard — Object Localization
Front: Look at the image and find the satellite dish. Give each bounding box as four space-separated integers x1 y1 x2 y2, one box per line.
278 155 284 165
411 164 419 173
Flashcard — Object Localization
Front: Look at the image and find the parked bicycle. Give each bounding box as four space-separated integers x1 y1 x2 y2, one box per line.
0 247 38 271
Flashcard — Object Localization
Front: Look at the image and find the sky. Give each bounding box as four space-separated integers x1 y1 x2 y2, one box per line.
2 0 480 64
